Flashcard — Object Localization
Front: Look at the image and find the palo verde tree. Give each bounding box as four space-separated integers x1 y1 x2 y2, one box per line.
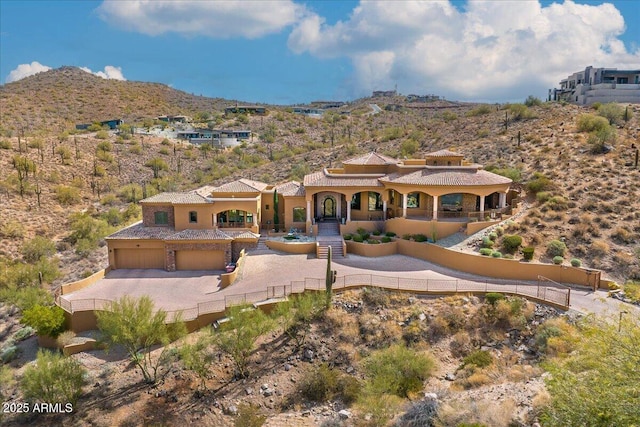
274 291 325 351
96 295 186 384
541 315 640 426
212 304 274 378
21 349 86 405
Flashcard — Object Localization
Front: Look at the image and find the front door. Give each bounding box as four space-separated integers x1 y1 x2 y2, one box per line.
323 196 336 218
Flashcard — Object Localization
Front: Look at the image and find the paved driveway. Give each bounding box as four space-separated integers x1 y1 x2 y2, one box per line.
62 252 638 317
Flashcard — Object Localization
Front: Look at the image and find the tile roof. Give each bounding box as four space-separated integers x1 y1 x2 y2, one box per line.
381 169 512 186
212 178 268 193
275 181 306 197
106 222 176 240
303 171 384 188
342 152 398 165
141 192 208 204
425 149 464 157
165 229 233 241
222 230 260 239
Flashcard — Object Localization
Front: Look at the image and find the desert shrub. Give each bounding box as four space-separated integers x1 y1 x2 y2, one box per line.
367 239 380 245
449 331 472 357
299 363 339 402
55 185 81 205
402 234 411 240
1 220 25 239
547 196 569 211
413 234 428 242
491 251 502 258
363 344 434 398
235 403 266 427
21 236 56 263
337 375 361 405
577 114 609 132
21 349 86 405
552 256 564 265
502 234 522 254
401 139 419 156
494 226 504 236
1 345 20 363
597 102 624 125
96 141 112 152
362 287 390 308
381 236 392 243
534 318 577 355
0 140 11 149
21 304 66 337
343 234 352 240
526 172 551 194
537 191 552 203
385 231 396 237
56 330 77 348
485 292 504 306
95 130 109 139
395 399 439 427
522 246 535 261
570 258 582 267
479 248 493 256
481 236 494 248
372 230 381 236
442 111 458 122
353 234 364 243
466 104 492 116
462 350 493 368
14 326 35 342
547 239 567 257
507 103 535 120
357 393 404 427
524 95 543 107
488 232 498 241
623 282 640 303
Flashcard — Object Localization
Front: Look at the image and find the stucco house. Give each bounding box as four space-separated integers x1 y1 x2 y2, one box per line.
106 150 514 270
551 66 640 105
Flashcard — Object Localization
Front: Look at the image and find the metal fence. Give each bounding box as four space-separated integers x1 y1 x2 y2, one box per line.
57 273 570 323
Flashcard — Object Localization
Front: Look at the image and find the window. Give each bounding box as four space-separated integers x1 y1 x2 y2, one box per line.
441 194 463 211
389 190 395 205
154 211 168 225
351 193 361 210
407 192 420 208
189 211 198 223
246 213 253 224
368 192 383 211
293 207 306 222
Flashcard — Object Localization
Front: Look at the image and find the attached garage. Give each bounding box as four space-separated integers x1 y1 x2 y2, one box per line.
115 248 165 269
175 250 225 270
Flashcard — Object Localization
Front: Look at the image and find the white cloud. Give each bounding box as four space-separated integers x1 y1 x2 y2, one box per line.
6 61 51 83
80 65 127 80
97 0 307 39
288 0 640 101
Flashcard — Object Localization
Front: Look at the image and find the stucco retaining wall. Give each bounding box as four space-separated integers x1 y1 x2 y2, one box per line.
345 240 398 257
61 268 111 295
265 240 316 254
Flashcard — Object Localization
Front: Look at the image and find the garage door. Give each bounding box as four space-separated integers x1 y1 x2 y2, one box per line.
115 249 165 269
175 250 225 270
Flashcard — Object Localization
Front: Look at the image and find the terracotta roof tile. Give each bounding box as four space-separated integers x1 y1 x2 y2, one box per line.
165 229 233 241
212 178 268 193
222 230 260 239
342 152 398 165
425 149 464 157
141 192 208 204
275 181 306 197
106 222 176 239
303 171 384 188
382 169 512 186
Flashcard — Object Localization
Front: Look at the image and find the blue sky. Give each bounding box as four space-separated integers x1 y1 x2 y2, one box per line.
1 0 639 105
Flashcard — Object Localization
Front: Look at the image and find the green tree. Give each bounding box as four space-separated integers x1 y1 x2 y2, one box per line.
21 349 86 405
97 296 186 384
541 316 640 426
179 329 215 391
587 125 616 154
274 292 325 351
21 304 66 337
56 146 72 164
145 157 169 178
213 305 274 378
55 184 81 205
524 95 543 107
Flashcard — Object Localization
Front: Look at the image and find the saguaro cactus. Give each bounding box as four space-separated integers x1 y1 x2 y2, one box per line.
325 246 332 308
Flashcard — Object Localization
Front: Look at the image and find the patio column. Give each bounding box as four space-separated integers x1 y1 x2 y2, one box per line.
402 193 408 218
253 213 258 226
382 201 387 220
306 200 311 222
479 195 486 217
432 195 438 220
499 192 507 208
347 200 351 222
213 213 217 227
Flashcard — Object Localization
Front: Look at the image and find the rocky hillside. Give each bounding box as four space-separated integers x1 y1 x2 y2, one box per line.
0 68 639 285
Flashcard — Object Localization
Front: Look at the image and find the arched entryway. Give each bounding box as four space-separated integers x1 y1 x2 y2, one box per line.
323 196 336 218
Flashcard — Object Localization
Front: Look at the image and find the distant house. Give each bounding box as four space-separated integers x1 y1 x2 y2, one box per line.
310 101 346 109
224 105 267 115
292 107 324 117
406 94 441 103
551 66 640 105
177 129 252 147
372 90 397 98
157 115 190 123
75 118 123 130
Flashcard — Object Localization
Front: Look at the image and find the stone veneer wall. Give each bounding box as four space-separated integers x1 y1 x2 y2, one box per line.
142 205 175 227
165 242 232 271
231 241 257 261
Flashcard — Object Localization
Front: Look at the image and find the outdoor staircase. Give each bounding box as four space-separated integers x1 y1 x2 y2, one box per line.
249 236 271 254
317 239 344 259
316 219 344 259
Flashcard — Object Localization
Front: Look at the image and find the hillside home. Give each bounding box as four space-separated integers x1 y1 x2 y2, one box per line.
551 66 640 105
75 118 123 130
106 150 513 271
176 129 252 147
224 105 267 115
